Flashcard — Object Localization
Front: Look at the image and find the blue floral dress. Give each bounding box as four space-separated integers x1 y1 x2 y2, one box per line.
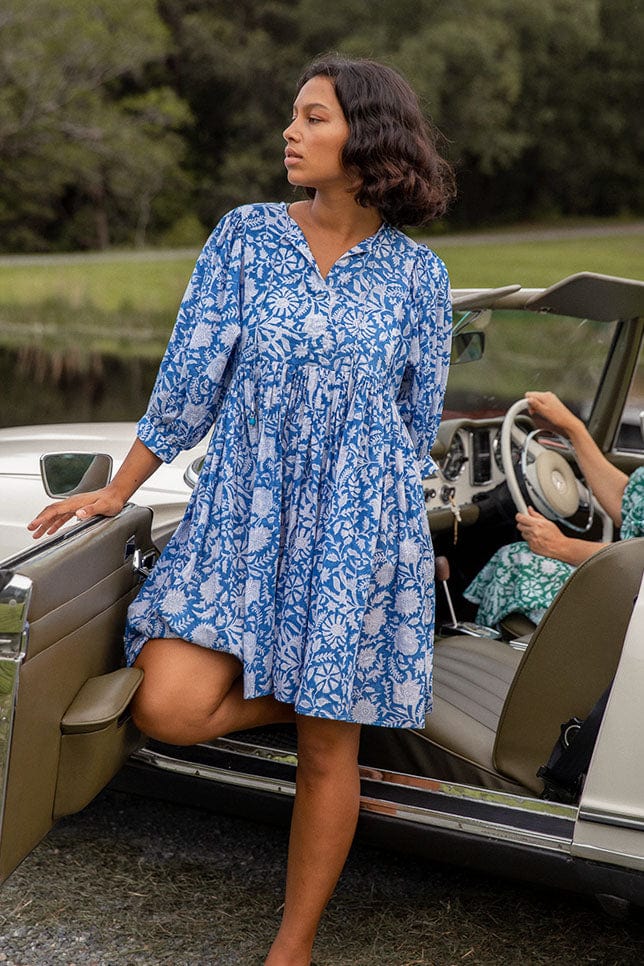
464 466 644 627
124 203 452 727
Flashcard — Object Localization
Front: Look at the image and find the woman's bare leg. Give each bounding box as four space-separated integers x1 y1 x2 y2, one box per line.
131 637 294 744
265 715 362 966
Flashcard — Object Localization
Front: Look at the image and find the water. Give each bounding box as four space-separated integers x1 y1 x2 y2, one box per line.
1 347 159 428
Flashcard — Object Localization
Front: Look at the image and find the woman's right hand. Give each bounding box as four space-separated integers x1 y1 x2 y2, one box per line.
28 438 162 540
28 484 127 540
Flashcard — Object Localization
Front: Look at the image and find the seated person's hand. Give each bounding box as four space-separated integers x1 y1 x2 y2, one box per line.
525 391 580 439
516 506 569 560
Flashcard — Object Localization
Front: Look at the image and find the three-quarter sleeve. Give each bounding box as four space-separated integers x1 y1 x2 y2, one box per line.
137 208 244 463
396 248 452 478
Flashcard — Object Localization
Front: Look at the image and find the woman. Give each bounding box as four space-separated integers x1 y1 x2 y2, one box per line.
29 56 454 965
465 391 644 628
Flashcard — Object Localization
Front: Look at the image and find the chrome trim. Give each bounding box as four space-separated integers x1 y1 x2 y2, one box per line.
0 572 32 850
214 736 574 821
183 456 205 491
133 746 296 797
132 547 158 580
209 736 298 768
133 741 575 853
359 795 572 853
358 765 575 820
184 736 575 822
579 806 644 833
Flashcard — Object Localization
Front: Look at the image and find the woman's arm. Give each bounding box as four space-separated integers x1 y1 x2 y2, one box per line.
525 391 628 526
28 438 162 539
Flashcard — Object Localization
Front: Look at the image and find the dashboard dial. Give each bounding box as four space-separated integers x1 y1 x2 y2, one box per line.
493 429 521 472
440 432 467 481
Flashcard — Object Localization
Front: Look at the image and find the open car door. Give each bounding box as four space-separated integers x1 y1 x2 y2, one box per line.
0 504 154 883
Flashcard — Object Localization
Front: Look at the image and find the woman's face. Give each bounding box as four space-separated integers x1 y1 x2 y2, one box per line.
283 75 352 192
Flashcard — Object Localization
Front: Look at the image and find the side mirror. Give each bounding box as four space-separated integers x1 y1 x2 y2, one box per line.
183 456 205 490
40 453 113 499
451 330 484 365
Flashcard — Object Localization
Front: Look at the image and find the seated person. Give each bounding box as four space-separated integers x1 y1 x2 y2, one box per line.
464 391 644 628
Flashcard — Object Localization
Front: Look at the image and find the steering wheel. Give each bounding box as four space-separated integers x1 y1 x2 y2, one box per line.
500 399 611 538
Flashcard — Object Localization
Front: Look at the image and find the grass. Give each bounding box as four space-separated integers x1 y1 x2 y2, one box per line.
0 229 642 360
431 233 644 288
0 253 197 313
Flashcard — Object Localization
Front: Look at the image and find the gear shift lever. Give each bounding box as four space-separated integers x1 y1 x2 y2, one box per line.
435 555 501 639
435 556 459 627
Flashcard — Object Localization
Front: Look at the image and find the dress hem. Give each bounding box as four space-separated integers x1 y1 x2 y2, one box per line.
127 628 429 729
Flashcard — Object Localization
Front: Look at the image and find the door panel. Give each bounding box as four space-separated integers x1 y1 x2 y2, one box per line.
0 504 154 884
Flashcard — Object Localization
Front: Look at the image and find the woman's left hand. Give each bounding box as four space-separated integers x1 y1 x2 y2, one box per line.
516 506 569 559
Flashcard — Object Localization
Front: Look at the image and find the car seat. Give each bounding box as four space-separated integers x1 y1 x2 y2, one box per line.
360 537 644 797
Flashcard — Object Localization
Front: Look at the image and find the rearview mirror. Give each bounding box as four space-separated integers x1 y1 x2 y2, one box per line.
451 330 484 365
40 453 113 499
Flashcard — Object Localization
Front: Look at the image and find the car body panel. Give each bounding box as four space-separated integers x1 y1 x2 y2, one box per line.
0 423 208 559
573 570 644 869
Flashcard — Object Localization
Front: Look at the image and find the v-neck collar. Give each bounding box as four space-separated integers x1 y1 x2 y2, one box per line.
281 202 388 278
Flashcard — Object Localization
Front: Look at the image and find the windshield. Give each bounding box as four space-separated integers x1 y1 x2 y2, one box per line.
444 309 617 421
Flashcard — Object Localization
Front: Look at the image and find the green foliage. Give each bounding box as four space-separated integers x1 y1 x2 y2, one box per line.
0 0 192 250
0 0 641 250
158 0 642 229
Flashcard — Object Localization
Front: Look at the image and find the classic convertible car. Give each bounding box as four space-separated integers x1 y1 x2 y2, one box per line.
1 272 643 915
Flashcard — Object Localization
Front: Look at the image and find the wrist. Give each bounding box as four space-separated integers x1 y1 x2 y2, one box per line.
556 539 577 565
105 479 131 506
563 413 586 444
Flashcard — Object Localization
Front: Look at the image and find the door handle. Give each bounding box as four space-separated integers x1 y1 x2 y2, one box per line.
132 548 158 580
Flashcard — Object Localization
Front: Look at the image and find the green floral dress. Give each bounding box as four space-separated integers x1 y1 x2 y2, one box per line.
464 467 644 628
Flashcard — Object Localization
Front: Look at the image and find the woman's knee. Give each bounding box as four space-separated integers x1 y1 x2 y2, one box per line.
130 675 181 738
130 637 241 742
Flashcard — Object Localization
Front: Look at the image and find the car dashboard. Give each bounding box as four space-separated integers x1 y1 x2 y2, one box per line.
425 417 516 530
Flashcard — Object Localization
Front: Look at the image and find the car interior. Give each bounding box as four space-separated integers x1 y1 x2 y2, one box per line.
360 536 644 796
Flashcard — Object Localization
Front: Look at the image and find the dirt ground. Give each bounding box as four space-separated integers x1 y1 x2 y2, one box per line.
1 790 644 965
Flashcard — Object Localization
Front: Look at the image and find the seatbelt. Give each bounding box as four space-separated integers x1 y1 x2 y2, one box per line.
537 685 611 804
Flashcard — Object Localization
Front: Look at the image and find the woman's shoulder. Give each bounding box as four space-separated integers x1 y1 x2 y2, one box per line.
397 233 450 299
383 226 449 279
213 203 290 245
217 202 287 230
201 203 288 255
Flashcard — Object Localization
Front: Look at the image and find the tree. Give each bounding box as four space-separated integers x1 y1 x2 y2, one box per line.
0 0 640 250
0 0 191 250
162 0 635 229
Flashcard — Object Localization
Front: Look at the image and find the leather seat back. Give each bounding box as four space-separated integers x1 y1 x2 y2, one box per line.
494 537 644 793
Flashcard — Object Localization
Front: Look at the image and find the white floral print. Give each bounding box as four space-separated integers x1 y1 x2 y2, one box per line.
124 203 451 727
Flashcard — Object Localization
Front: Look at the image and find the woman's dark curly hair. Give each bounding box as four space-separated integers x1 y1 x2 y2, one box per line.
296 55 455 228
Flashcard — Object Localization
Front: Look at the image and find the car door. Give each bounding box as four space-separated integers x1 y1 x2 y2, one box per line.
0 504 155 884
